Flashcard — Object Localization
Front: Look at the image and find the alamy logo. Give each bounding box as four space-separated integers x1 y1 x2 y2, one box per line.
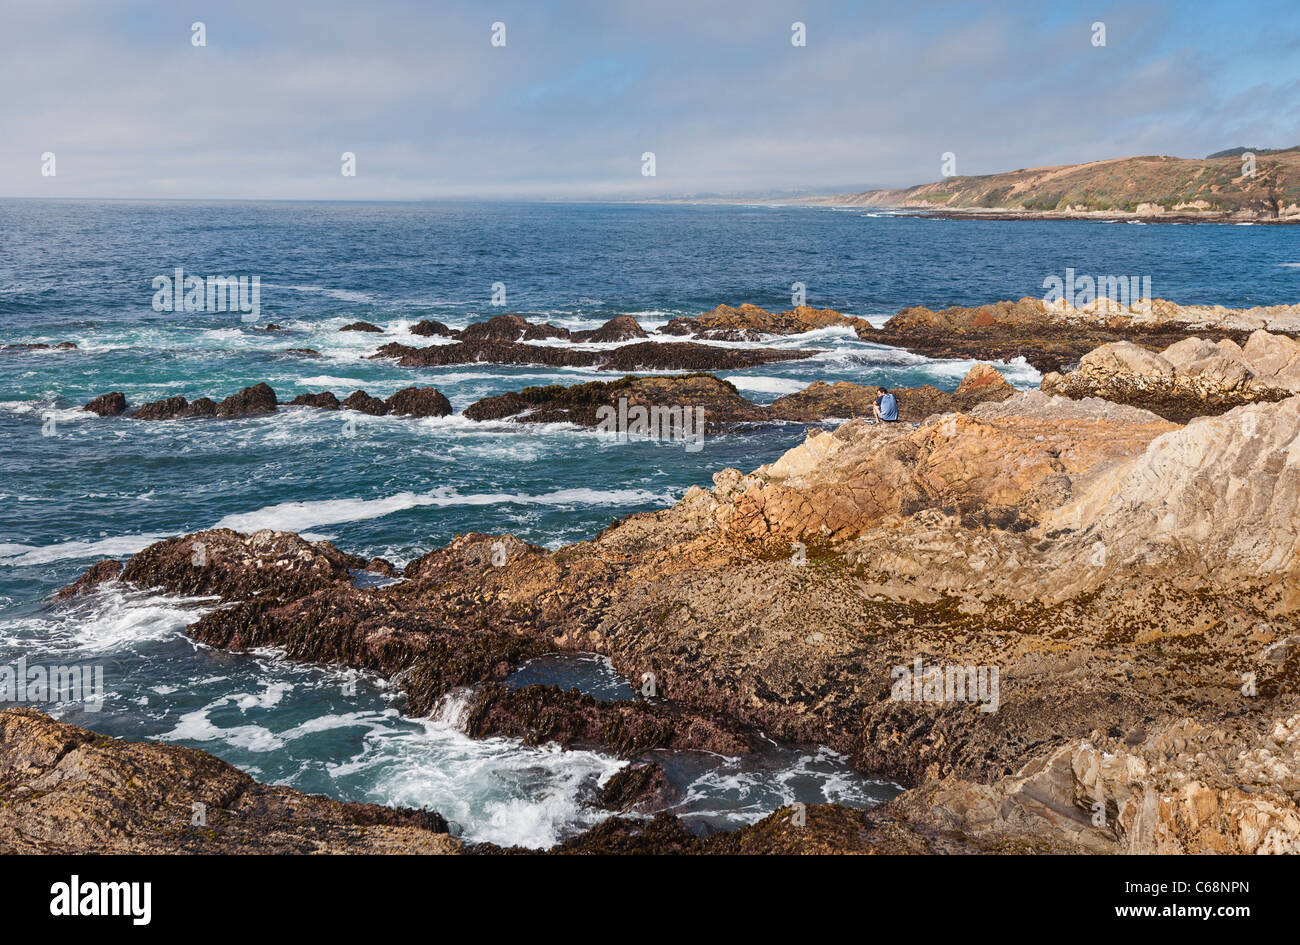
890 657 1000 712
50 876 151 925
1042 267 1152 309
152 267 261 322
1 658 104 712
595 397 705 452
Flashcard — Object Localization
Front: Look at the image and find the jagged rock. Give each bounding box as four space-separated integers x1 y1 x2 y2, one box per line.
461 683 756 757
2 341 76 351
289 391 341 410
340 321 383 332
281 348 322 357
383 386 452 417
410 319 455 337
595 763 680 813
371 340 600 369
110 528 365 600
83 392 127 416
54 559 122 599
598 341 816 372
459 314 570 342
662 303 873 340
371 339 814 372
0 708 459 854
133 395 190 420
342 390 388 415
132 384 277 421
362 557 399 577
464 373 767 430
215 382 277 418
571 316 649 343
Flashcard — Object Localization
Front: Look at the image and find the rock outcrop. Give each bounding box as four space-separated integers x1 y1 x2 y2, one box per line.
872 297 1300 374
410 319 455 337
459 314 570 342
2 341 77 351
370 339 817 372
464 373 769 430
465 364 1015 430
1042 331 1300 421
571 315 649 343
340 321 383 333
662 304 873 341
85 384 450 422
82 392 127 417
288 391 342 410
133 383 278 421
0 708 459 854
342 390 388 415
383 386 452 417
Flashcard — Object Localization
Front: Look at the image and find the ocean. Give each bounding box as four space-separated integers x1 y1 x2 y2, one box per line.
2 199 1297 846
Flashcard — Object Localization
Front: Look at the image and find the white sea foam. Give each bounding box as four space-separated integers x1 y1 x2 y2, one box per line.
0 533 170 567
0 586 210 653
262 283 375 304
350 719 627 848
213 486 675 534
726 376 808 395
295 376 368 388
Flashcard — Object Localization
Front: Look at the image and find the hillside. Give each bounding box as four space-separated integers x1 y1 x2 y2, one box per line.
830 149 1300 220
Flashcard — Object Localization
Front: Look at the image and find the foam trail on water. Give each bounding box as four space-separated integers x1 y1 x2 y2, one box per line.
214 486 677 534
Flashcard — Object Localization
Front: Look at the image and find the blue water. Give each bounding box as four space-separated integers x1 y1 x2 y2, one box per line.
2 200 1297 846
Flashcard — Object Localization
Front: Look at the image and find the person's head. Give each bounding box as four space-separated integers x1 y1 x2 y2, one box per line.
877 386 889 395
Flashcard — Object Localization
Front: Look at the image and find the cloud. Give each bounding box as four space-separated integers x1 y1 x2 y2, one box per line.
1 0 1295 199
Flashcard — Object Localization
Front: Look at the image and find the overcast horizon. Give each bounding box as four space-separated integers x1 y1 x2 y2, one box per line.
4 0 1299 201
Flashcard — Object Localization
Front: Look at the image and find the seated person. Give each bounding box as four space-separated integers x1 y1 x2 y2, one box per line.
872 386 899 422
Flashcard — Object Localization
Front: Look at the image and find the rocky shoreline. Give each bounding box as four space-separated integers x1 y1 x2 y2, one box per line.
35 370 1300 854
14 295 1300 855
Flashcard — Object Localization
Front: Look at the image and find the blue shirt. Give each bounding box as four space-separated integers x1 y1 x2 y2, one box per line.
878 392 898 421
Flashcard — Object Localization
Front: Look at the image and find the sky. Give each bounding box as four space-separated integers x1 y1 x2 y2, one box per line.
2 0 1298 200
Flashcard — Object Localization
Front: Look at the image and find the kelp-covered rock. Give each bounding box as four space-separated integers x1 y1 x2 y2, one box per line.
371 340 600 368
289 391 341 410
410 319 455 337
83 391 127 416
461 683 757 756
2 341 77 351
54 559 122 599
132 383 277 421
595 762 680 813
571 315 649 343
342 389 389 415
371 339 815 372
383 386 452 417
459 314 570 342
464 373 768 430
